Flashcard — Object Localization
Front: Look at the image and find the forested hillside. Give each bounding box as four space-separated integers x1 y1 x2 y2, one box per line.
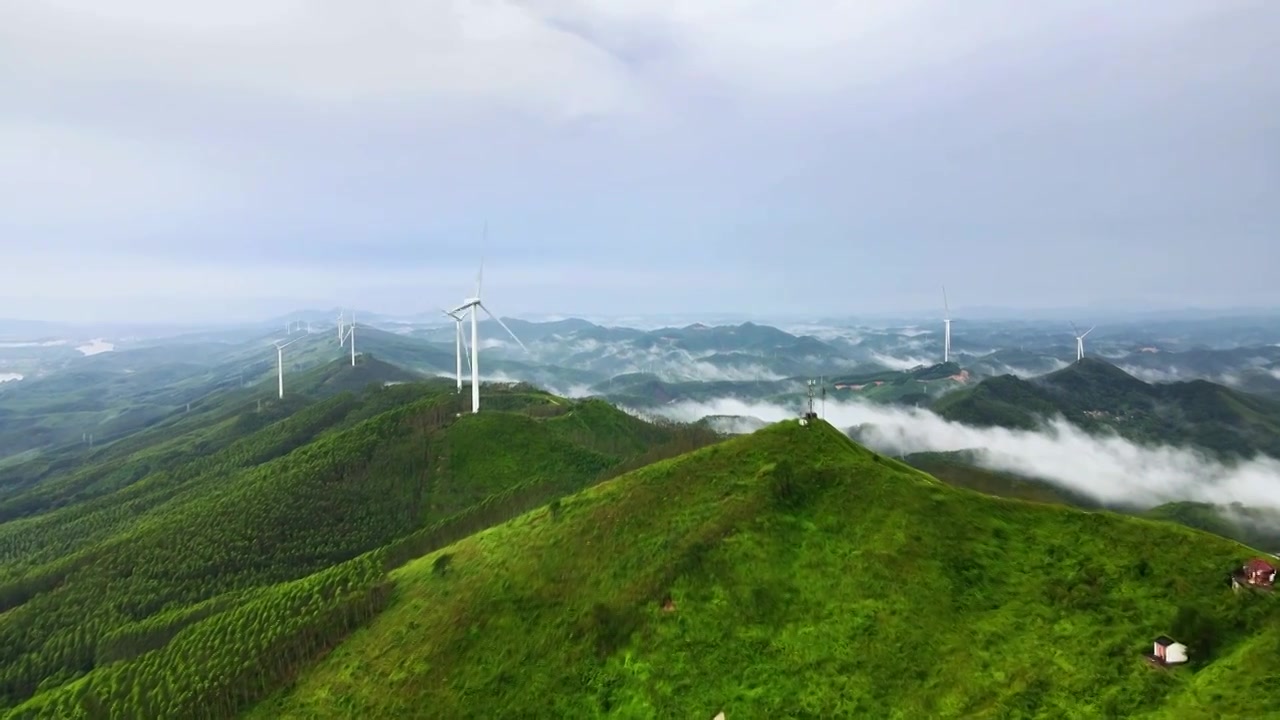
932 358 1280 459
0 372 719 717
247 420 1279 718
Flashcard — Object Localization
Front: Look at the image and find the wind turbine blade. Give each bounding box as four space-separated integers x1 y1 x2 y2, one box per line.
1083 326 1096 337
942 285 949 318
476 256 485 299
479 304 528 352
1069 321 1079 337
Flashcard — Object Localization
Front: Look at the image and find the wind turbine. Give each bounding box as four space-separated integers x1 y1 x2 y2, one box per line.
449 258 528 413
942 286 952 364
442 308 473 393
337 308 346 346
273 336 304 399
1070 322 1095 362
340 312 357 366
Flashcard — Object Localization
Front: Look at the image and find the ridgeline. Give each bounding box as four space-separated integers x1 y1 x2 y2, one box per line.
241 420 1278 719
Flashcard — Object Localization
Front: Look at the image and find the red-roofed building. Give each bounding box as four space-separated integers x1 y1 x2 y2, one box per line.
1243 558 1276 587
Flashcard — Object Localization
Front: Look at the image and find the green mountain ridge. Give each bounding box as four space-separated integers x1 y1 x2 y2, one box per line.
933 358 1280 459
240 419 1278 719
827 362 970 406
0 380 719 715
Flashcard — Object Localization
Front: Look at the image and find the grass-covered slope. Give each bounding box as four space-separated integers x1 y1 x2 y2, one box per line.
902 452 1280 552
1144 503 1280 555
933 358 1280 459
0 381 718 715
253 420 1278 719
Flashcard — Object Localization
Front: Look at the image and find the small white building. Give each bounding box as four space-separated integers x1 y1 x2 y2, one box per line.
1153 636 1188 665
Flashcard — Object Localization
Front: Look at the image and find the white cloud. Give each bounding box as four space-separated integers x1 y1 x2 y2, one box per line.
648 397 1280 512
977 357 1070 378
524 0 1240 107
75 339 115 356
870 352 932 371
1117 365 1187 384
2 1 657 122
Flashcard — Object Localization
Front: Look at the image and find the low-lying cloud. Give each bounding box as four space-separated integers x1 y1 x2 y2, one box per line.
869 352 933 371
648 397 1280 512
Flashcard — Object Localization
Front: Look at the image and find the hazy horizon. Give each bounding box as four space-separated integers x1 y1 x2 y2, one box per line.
3 2 1276 323
5 303 1280 335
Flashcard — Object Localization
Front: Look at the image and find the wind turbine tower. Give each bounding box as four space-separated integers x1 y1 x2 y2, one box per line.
449 258 528 413
273 336 304 399
442 309 472 393
1070 322 1095 363
340 313 357 366
942 286 952 364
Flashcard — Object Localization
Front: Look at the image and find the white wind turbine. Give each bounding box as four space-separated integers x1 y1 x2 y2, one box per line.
442 308 473 394
337 308 346 345
449 259 528 413
1070 322 1095 362
273 336 304 399
942 285 952 364
340 312 357 366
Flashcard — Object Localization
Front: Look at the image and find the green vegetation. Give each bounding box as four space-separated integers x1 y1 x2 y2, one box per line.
591 373 799 410
0 370 719 716
0 327 502 460
933 358 1280 459
829 362 968 406
903 451 1106 509
247 421 1277 718
1145 503 1280 554
904 452 1280 553
4 348 1276 718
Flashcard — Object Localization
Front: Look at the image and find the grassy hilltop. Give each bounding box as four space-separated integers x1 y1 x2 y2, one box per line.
248 420 1277 719
0 368 717 717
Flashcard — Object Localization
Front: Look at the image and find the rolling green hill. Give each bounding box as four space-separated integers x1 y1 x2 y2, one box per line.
0 326 541 462
0 377 718 716
829 362 971 406
933 358 1280 459
591 373 799 409
227 420 1279 719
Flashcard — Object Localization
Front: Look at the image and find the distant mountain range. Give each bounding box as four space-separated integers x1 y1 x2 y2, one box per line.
933 357 1280 459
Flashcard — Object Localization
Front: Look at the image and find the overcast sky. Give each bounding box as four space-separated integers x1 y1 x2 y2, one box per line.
2 1 1277 323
